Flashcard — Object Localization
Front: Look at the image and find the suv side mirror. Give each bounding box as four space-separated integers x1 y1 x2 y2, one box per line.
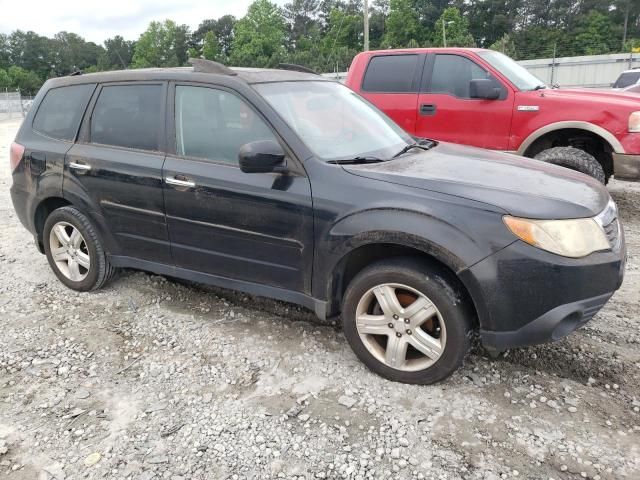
469 79 501 100
239 140 287 174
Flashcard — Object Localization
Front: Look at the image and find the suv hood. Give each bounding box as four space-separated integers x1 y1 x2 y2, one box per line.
344 142 610 219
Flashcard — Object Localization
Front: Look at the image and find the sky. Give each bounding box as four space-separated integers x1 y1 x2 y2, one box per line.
0 0 287 44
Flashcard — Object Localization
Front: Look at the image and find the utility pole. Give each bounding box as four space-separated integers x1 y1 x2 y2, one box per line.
622 0 630 50
363 0 369 51
442 20 447 48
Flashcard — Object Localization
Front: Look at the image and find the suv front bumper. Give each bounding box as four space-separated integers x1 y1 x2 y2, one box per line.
460 239 626 351
613 153 640 181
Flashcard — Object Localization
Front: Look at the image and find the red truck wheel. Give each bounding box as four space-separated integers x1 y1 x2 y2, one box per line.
533 147 606 184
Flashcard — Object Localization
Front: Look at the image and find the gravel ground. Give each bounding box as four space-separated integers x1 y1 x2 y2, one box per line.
0 117 639 480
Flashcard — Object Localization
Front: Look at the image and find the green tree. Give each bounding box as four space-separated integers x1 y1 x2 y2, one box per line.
50 32 103 76
489 33 517 58
132 20 189 68
100 35 135 70
202 31 221 60
0 34 9 70
433 7 476 47
572 10 618 55
7 66 42 95
382 0 422 48
0 68 10 89
230 0 286 67
8 30 53 78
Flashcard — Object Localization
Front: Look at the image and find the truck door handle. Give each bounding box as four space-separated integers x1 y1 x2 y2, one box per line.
69 162 91 171
165 174 196 188
420 104 437 116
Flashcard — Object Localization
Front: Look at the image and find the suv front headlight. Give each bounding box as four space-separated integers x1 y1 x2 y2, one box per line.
629 111 640 133
503 216 610 258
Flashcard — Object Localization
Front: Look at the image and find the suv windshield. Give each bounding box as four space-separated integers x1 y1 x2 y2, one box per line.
254 81 412 161
478 50 545 91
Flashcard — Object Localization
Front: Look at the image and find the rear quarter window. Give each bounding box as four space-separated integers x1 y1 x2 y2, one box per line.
32 84 95 141
362 55 419 93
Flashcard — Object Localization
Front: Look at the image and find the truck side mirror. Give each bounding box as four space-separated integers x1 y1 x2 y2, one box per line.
469 79 501 100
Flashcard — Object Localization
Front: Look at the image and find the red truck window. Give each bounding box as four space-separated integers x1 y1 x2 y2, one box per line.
362 55 419 93
428 54 492 99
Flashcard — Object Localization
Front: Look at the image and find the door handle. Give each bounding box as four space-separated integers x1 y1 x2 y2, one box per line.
165 175 196 188
69 162 91 171
420 104 437 116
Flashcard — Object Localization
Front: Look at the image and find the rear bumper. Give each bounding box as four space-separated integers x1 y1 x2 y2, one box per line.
613 153 640 181
460 239 626 351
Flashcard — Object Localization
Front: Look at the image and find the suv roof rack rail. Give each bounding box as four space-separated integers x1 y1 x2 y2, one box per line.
188 58 237 76
69 70 83 76
277 63 319 75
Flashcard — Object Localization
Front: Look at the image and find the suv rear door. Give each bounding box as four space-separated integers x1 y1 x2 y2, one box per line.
65 82 172 264
416 53 514 149
357 53 425 134
162 83 314 293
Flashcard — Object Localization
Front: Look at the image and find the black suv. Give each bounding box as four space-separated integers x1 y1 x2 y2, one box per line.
10 60 626 384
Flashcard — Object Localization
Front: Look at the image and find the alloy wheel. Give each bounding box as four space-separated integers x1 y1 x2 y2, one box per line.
48 221 90 282
355 283 446 372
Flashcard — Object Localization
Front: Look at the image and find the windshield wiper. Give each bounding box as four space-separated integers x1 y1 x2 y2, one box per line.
392 140 436 159
532 84 547 90
328 156 386 165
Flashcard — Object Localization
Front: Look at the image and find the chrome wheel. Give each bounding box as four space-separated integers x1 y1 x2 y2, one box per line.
355 283 446 372
48 221 90 282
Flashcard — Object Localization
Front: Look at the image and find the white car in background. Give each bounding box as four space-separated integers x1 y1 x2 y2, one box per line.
612 68 640 92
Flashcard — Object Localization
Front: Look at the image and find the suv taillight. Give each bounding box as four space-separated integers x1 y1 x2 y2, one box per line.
10 142 25 172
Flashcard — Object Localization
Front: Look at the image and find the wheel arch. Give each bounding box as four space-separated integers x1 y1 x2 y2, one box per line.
32 194 118 256
33 197 73 253
517 121 624 156
324 239 481 328
518 122 622 180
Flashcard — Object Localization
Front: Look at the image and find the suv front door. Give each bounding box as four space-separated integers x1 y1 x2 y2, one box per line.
162 83 314 293
416 53 514 150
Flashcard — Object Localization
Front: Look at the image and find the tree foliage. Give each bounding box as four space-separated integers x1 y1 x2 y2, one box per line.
230 0 287 67
132 20 190 68
0 0 639 94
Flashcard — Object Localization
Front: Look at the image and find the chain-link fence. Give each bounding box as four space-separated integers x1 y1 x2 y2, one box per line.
0 90 26 121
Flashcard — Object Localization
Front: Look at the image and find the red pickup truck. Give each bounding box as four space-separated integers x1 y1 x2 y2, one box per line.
346 48 640 183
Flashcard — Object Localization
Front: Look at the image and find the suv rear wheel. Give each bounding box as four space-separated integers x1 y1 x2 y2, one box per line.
341 258 473 384
43 206 117 291
534 146 606 184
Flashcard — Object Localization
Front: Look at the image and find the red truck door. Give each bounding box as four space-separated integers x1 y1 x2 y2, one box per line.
355 53 425 135
415 53 514 150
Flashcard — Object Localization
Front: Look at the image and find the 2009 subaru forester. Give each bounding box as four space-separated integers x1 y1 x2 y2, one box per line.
9 59 626 384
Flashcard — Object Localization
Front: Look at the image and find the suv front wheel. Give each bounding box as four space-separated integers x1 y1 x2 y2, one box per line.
342 258 473 384
43 206 117 291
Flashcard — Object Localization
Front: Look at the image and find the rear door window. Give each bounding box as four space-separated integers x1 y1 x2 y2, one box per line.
32 84 95 141
362 55 419 93
90 84 163 151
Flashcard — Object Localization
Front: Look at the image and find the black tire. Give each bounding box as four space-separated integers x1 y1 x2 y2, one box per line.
534 146 606 184
43 206 117 291
341 258 473 385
